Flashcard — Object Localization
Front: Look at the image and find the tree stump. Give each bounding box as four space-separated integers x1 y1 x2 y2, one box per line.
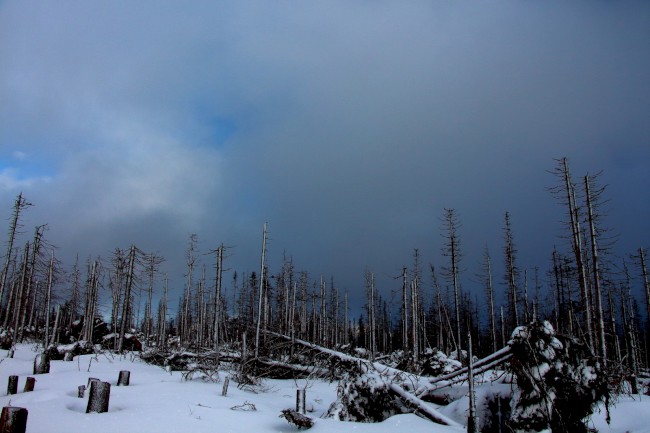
87 378 99 388
222 376 230 397
22 378 35 393
6 377 18 396
0 407 28 433
6 350 14 359
296 389 306 414
78 385 86 398
86 381 110 413
117 371 130 386
33 353 50 375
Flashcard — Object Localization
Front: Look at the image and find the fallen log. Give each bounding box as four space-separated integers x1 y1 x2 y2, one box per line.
265 331 465 427
415 347 512 397
264 331 411 381
388 383 462 427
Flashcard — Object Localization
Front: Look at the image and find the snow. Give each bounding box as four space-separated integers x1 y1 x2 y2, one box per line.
0 344 649 433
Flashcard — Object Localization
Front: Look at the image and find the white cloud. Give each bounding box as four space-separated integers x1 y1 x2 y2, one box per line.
0 167 51 191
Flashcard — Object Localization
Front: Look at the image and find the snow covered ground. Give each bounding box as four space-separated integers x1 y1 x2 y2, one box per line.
0 344 648 433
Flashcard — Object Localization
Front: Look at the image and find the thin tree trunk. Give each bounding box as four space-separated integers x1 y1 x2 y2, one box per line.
585 175 606 364
118 246 137 352
562 158 594 351
213 244 224 351
43 250 54 346
254 223 267 358
0 193 30 314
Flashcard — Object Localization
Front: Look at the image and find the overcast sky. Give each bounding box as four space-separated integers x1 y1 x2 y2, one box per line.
1 1 649 315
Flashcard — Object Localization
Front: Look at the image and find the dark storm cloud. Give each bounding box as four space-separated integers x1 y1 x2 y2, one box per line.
0 1 648 310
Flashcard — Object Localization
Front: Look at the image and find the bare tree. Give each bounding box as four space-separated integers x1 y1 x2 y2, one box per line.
503 211 520 330
480 247 498 353
254 223 268 358
118 245 139 352
143 252 165 342
0 193 32 315
441 208 463 359
212 244 225 350
364 269 376 359
549 157 594 351
584 174 608 364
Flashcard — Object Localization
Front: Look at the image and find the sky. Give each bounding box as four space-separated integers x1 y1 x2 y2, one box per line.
0 1 649 317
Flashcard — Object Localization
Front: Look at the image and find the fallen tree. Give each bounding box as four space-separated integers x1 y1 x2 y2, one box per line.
267 331 461 426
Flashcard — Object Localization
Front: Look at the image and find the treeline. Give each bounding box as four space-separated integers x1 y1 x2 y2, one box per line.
0 157 648 377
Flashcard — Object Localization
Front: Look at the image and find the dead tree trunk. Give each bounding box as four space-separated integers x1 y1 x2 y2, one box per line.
212 244 224 351
0 193 31 317
443 208 463 361
467 333 478 433
402 267 409 352
584 175 607 364
17 226 44 343
10 242 29 339
118 245 137 352
483 248 498 353
82 260 100 342
254 223 267 358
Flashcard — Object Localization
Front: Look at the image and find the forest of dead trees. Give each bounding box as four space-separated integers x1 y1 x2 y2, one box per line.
0 157 648 380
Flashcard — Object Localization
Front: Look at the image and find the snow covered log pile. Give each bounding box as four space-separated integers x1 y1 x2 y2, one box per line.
506 320 610 433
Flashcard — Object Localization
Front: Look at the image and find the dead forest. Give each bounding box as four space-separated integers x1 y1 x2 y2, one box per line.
0 157 648 431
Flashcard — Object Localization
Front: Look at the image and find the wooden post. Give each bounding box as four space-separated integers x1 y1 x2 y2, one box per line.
78 385 86 398
87 378 99 388
6 350 13 359
22 378 35 393
221 376 230 397
33 353 50 375
86 381 110 413
296 389 306 414
6 377 18 395
117 371 130 386
0 407 28 433
63 352 74 362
